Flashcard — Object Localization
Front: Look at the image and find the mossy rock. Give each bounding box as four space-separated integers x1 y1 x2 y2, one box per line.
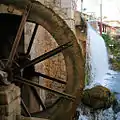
82 85 116 110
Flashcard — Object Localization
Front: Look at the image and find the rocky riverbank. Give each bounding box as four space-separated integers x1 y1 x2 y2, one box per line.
77 85 120 120
77 103 120 120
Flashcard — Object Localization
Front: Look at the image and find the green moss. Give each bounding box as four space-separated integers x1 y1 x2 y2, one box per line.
85 74 89 85
82 86 116 109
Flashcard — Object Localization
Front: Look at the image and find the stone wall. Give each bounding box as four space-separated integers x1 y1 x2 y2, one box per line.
38 0 76 32
0 84 21 120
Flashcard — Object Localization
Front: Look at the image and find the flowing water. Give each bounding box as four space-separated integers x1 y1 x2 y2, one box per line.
86 23 109 87
78 23 120 120
86 23 120 94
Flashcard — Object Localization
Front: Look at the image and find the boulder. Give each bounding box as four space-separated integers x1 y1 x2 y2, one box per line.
82 85 116 109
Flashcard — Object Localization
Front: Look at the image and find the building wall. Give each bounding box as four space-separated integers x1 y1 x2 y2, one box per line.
38 0 76 32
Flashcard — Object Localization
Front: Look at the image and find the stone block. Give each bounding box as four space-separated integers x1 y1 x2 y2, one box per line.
0 113 16 120
54 0 61 7
0 84 20 105
61 0 72 8
0 84 21 120
45 0 61 8
0 97 21 116
61 8 75 20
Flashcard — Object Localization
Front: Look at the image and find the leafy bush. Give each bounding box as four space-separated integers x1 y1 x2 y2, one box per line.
102 33 120 71
102 34 120 55
102 34 114 47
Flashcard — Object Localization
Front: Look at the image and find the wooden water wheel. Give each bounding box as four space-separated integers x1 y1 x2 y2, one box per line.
0 0 85 119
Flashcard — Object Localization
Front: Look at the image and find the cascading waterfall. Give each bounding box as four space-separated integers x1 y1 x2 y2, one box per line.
86 22 109 87
78 23 120 120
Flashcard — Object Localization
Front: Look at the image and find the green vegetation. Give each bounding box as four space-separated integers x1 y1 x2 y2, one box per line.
102 34 120 71
85 73 89 85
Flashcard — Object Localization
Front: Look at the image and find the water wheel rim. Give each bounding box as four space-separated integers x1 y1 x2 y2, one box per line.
0 0 85 119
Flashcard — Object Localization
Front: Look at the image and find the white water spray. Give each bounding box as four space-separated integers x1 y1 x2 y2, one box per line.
86 23 109 86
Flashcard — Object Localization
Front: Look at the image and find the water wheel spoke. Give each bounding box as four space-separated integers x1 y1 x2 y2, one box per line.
17 41 73 71
21 98 31 117
30 86 46 110
26 24 39 55
6 4 31 67
34 72 66 84
14 76 75 101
